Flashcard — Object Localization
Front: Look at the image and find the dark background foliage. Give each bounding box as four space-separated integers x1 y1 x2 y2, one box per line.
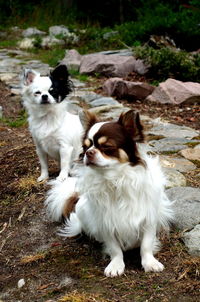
0 0 199 51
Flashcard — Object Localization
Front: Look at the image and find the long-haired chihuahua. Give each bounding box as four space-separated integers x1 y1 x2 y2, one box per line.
45 109 174 277
21 64 83 182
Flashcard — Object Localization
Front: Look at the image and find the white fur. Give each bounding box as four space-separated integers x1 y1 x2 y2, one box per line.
21 72 83 182
48 146 173 276
45 177 77 221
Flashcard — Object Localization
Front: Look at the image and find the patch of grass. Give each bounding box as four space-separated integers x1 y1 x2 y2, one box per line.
185 141 200 147
193 136 200 140
28 47 66 67
58 291 111 302
0 110 27 128
0 39 18 48
69 69 89 82
160 150 179 155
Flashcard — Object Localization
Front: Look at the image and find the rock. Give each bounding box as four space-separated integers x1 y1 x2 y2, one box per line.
23 61 50 76
18 278 25 288
149 137 189 153
163 168 186 189
160 155 196 172
103 77 154 100
90 97 119 107
183 224 200 256
60 49 82 71
180 147 200 161
80 53 147 77
146 78 200 104
149 119 199 139
18 38 34 49
89 104 125 120
69 90 101 103
49 25 78 43
0 105 2 118
49 25 70 36
103 31 119 40
99 49 133 56
166 187 200 230
41 36 64 48
0 73 18 83
22 27 46 37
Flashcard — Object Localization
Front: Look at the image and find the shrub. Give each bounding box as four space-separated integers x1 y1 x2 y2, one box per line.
134 46 200 82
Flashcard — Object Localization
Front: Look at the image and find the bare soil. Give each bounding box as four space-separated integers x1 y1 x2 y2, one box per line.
0 80 200 302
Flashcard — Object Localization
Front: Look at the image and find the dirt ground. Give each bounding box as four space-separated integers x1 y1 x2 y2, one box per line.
0 79 200 302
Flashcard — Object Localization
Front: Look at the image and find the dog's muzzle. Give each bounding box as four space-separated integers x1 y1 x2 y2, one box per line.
41 94 50 104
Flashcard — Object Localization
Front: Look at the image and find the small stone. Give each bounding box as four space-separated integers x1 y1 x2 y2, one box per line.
160 156 196 172
17 278 25 288
163 168 186 189
183 224 200 256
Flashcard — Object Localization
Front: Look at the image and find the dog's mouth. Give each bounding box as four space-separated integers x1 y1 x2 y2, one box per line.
40 99 50 105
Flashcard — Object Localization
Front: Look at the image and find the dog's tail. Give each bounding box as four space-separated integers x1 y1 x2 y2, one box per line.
45 177 78 222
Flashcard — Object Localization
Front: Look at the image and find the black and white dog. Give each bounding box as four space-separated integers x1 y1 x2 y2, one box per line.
21 65 83 182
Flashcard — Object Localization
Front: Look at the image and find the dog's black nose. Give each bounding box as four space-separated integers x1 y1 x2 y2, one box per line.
41 94 49 104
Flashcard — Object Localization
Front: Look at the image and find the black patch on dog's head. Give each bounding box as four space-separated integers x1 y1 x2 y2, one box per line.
49 65 73 102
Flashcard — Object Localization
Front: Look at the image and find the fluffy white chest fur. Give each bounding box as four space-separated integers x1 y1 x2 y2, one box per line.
72 158 169 249
28 102 82 161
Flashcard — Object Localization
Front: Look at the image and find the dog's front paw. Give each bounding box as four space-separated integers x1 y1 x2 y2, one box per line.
37 174 49 182
104 258 125 277
142 256 164 272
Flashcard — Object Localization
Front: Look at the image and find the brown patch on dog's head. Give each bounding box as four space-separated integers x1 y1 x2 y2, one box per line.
89 110 146 166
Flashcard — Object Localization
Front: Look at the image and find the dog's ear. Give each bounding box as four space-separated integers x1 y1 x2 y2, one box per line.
23 69 39 86
118 110 145 142
50 64 69 81
50 64 73 95
79 110 99 131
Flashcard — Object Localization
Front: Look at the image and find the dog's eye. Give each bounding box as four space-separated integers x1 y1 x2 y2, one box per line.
34 91 41 95
100 144 116 155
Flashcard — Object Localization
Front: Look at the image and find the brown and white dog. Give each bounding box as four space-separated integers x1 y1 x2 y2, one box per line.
45 109 173 277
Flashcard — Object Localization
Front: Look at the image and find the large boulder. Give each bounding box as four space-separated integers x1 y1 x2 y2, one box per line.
61 49 82 71
80 53 147 77
103 77 154 100
146 78 200 104
166 187 200 230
